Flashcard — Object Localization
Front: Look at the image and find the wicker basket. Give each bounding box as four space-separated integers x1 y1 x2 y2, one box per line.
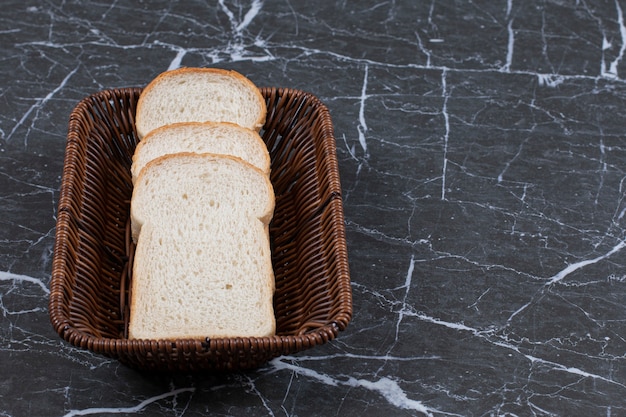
49 87 352 371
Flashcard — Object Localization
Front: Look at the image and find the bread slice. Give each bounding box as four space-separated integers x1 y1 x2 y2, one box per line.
131 121 270 184
135 67 266 139
128 153 275 340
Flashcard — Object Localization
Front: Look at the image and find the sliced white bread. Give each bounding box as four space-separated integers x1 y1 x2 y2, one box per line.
135 67 267 139
128 153 275 340
131 121 270 184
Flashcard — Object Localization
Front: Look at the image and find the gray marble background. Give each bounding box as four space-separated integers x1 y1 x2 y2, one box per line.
3 1 626 416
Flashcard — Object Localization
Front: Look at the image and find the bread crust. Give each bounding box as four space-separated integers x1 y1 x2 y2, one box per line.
130 152 275 242
131 121 271 184
128 153 275 340
135 67 267 139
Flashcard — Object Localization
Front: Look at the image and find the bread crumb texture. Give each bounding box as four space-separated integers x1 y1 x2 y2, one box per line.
129 154 275 340
135 68 266 138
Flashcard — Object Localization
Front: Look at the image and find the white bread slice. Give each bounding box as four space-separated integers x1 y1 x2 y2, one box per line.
131 121 270 184
135 67 266 139
128 153 275 340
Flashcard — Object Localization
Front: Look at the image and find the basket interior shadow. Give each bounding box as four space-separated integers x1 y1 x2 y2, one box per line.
49 87 352 371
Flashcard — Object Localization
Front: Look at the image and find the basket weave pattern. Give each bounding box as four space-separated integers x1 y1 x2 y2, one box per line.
49 87 352 371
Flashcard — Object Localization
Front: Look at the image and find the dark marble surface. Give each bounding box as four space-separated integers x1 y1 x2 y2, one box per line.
3 0 626 415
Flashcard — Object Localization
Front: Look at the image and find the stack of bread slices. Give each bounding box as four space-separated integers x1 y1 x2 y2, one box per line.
128 68 275 340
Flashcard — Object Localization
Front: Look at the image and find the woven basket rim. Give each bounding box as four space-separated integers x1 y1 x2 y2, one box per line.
49 86 352 370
